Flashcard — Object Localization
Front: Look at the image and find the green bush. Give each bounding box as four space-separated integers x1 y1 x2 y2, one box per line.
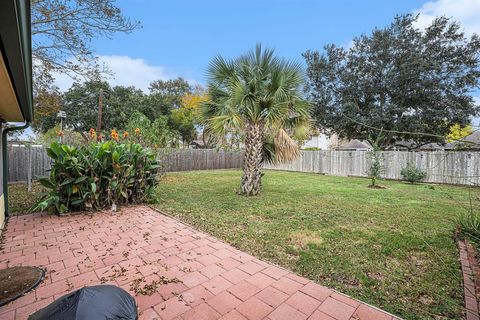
367 149 383 187
456 212 480 244
32 141 160 214
400 163 427 184
302 147 322 151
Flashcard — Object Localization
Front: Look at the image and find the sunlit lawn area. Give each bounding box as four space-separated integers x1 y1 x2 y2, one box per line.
154 169 476 320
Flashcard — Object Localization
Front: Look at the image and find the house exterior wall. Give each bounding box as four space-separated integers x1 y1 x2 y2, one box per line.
302 134 340 150
0 124 4 230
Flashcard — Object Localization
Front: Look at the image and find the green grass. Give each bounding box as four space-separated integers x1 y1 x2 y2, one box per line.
154 169 477 320
8 182 43 215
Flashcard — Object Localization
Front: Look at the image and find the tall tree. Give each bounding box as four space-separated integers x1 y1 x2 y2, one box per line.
107 85 148 130
126 112 176 148
144 78 192 118
31 0 141 131
169 93 207 146
32 88 63 133
33 83 148 135
446 124 474 142
304 14 480 149
32 0 140 89
203 45 311 196
36 81 148 139
61 81 111 139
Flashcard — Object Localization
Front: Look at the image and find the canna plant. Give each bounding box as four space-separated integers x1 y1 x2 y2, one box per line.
31 141 160 214
203 44 311 196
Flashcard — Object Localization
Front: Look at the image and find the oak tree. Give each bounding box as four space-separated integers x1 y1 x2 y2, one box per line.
304 14 480 149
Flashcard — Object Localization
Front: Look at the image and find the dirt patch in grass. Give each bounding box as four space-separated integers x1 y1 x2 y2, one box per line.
0 266 44 306
289 230 324 249
367 184 387 189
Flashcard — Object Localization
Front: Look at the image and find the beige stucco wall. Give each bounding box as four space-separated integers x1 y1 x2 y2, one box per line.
0 194 4 231
0 124 4 231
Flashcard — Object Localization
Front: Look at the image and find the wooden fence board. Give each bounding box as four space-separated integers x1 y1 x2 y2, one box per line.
9 146 480 186
8 146 245 183
265 150 480 186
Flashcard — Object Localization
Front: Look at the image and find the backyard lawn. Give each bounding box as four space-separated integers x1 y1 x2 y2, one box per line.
8 183 43 215
7 169 476 319
154 169 477 320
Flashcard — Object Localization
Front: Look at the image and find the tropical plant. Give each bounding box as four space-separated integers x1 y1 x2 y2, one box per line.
401 163 427 184
31 141 160 214
203 44 311 195
126 112 177 148
38 125 85 147
367 136 384 187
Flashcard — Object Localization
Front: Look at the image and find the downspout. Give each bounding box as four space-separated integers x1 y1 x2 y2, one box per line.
2 121 30 217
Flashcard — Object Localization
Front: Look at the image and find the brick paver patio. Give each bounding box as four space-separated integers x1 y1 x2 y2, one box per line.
0 206 399 320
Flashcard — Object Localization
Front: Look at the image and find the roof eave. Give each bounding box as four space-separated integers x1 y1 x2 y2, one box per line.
0 0 33 123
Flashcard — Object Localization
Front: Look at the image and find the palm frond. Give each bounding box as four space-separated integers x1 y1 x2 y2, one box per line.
204 114 243 137
262 137 277 165
203 44 311 151
273 128 300 163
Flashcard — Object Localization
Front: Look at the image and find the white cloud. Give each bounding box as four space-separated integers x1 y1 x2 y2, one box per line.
414 0 480 36
53 72 75 92
54 55 175 92
343 39 355 50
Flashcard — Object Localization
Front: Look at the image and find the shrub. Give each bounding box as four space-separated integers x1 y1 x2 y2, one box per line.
401 163 427 184
302 147 321 151
367 151 383 187
126 112 177 148
456 212 480 244
31 141 160 214
366 136 384 188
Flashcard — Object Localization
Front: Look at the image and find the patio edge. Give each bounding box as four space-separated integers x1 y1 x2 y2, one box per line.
147 205 403 320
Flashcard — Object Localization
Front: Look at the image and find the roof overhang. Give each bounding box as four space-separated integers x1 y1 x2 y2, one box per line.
0 0 33 123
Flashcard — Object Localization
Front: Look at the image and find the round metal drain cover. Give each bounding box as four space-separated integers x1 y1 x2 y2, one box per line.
0 266 44 307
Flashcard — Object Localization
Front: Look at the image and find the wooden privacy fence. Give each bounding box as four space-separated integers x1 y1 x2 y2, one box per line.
264 150 480 186
9 146 480 186
158 149 244 172
8 145 51 184
7 146 244 183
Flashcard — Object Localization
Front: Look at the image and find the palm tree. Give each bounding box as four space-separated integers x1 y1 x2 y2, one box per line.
202 44 311 196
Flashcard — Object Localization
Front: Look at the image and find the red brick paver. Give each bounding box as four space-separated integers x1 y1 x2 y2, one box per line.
0 206 399 319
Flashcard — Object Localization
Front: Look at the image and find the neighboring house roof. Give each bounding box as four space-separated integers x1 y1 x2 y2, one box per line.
336 139 372 151
393 140 460 151
0 0 33 123
330 131 480 152
391 140 416 150
458 131 480 148
416 142 454 151
190 140 206 148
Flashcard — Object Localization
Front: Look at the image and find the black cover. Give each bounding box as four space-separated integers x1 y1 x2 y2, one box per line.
28 285 138 320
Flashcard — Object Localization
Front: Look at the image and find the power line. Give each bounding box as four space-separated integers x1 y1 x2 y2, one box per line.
340 113 480 147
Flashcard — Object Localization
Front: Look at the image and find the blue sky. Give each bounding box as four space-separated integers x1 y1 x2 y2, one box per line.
53 0 480 94
92 0 424 83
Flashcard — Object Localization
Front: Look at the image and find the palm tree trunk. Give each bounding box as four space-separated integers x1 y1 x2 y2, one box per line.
240 122 264 196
